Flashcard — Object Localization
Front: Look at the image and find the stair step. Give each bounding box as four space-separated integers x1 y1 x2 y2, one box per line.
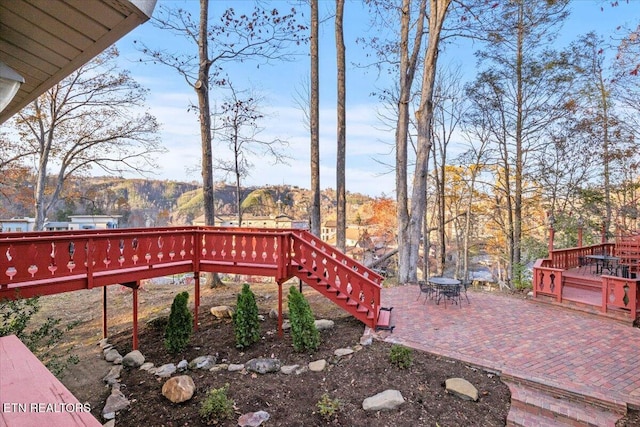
346 299 358 307
504 376 625 427
335 293 348 300
376 308 391 326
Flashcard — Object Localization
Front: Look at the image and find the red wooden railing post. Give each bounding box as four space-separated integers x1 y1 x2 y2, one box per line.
102 286 108 339
193 271 200 332
132 281 139 350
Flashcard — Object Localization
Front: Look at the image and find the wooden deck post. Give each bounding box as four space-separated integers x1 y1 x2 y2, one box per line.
194 272 200 331
102 286 108 339
277 279 284 338
132 281 139 350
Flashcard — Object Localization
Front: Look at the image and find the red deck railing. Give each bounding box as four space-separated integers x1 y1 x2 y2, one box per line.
0 226 384 330
533 242 639 321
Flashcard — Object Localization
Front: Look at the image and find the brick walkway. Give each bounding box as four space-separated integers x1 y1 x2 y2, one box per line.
380 286 640 410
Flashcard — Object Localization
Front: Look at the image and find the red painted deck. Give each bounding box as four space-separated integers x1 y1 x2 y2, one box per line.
0 227 388 348
0 335 101 427
532 242 640 323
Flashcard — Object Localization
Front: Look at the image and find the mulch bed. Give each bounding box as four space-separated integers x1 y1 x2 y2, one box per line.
106 311 511 426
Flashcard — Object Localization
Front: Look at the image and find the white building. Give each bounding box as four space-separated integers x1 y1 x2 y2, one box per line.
67 215 121 230
0 217 36 232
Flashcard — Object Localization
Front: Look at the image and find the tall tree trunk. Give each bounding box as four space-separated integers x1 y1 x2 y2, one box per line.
310 0 321 237
403 0 450 284
599 72 612 236
34 101 50 231
513 1 524 282
335 0 346 252
197 0 214 227
396 0 426 284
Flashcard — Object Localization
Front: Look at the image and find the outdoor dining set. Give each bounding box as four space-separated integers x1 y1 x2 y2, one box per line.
417 277 470 308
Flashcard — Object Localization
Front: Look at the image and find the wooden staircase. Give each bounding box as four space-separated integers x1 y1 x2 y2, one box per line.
503 374 626 426
288 230 393 331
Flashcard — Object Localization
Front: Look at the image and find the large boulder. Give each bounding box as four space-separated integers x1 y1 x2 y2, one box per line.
210 305 234 319
102 389 130 419
314 319 335 331
238 410 270 427
308 359 326 372
362 389 405 411
245 358 281 374
162 375 196 403
154 363 177 378
122 350 145 368
189 355 217 370
445 378 479 401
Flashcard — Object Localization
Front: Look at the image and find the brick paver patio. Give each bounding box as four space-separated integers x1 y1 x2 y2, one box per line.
380 286 640 410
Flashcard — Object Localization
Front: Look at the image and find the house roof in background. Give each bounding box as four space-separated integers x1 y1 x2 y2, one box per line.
0 0 156 124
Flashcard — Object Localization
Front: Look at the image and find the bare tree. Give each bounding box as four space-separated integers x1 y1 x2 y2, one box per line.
9 47 161 230
310 0 321 237
140 2 306 227
335 0 347 251
214 82 289 226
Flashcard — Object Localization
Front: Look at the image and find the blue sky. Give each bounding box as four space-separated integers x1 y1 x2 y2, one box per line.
114 0 639 196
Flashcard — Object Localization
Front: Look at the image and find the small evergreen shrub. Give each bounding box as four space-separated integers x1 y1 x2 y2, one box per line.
232 283 261 349
164 291 193 353
389 344 413 369
0 296 79 378
199 383 234 424
316 393 341 421
287 286 320 352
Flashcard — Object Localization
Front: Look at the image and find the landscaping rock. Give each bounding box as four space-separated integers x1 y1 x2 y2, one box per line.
308 359 326 372
359 334 373 346
139 362 154 371
102 419 115 427
257 314 266 321
102 388 130 419
210 305 234 319
113 356 123 365
154 363 177 378
104 349 121 363
246 358 281 374
362 389 405 411
98 338 109 349
102 344 114 354
189 355 217 370
238 410 270 427
268 308 288 319
334 348 354 357
228 363 245 372
280 364 299 375
177 359 188 372
445 378 479 401
314 319 335 330
103 365 123 384
122 350 145 368
282 320 291 331
162 375 196 404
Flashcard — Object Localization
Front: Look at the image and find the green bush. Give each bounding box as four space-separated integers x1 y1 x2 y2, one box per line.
0 296 79 378
316 393 341 421
512 262 533 291
200 383 235 424
164 291 193 354
287 286 320 352
389 344 413 369
232 283 261 349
